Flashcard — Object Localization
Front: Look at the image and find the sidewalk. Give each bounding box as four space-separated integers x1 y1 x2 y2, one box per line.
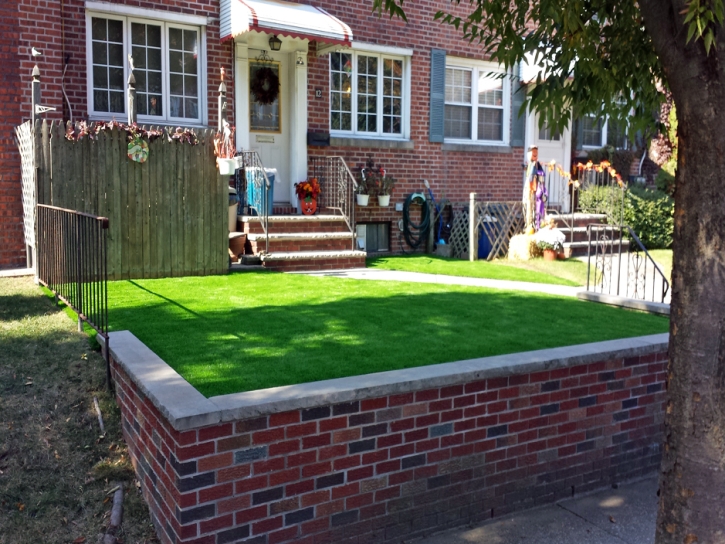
413 475 658 544
301 268 581 297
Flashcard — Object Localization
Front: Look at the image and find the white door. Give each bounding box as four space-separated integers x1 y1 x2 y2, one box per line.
532 113 572 211
249 50 290 204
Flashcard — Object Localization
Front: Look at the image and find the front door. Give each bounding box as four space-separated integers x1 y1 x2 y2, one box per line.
533 113 572 212
249 50 290 204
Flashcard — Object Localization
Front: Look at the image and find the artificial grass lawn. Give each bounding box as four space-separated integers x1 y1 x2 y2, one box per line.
367 255 589 286
106 271 668 397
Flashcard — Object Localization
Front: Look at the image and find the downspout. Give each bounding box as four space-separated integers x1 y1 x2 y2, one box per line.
638 148 647 176
60 0 73 123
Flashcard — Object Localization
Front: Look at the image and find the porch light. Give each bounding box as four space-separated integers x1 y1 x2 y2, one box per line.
268 35 282 51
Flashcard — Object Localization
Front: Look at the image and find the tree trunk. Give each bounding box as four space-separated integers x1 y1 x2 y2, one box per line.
639 2 725 542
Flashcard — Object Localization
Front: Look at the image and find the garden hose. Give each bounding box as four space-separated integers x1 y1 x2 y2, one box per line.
401 192 430 250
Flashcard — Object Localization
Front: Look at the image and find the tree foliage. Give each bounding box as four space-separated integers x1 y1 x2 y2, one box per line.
374 0 667 134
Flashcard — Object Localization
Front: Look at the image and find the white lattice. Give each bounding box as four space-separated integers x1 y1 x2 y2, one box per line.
14 121 35 248
448 207 470 259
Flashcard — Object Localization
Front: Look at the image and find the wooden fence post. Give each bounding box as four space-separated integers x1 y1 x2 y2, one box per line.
127 56 137 124
469 192 476 262
218 68 227 132
31 65 40 127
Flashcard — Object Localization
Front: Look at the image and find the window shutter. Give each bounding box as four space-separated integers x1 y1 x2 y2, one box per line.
429 48 446 143
510 64 526 147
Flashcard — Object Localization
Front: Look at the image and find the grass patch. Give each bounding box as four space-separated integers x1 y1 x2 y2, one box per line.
106 272 668 397
0 277 157 544
367 254 589 286
648 249 673 283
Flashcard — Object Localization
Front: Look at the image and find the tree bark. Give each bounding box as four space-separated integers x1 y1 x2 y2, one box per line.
639 2 725 542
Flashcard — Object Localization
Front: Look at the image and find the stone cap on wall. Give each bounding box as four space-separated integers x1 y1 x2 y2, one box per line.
106 331 669 431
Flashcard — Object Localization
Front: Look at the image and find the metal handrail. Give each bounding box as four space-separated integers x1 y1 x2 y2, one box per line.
36 203 111 385
585 223 670 304
236 151 270 253
315 156 358 250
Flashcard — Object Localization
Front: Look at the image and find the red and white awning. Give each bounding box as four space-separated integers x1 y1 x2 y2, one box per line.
220 0 353 46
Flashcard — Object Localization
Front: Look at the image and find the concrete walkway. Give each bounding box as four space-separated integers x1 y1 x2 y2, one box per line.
413 475 658 544
301 268 581 297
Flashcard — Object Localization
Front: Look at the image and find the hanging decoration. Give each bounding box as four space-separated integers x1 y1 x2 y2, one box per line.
127 134 149 163
250 51 280 105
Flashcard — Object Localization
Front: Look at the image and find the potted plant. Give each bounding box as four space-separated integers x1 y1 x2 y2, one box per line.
356 170 370 206
294 177 321 215
214 122 237 176
359 158 396 206
534 224 565 261
374 175 396 207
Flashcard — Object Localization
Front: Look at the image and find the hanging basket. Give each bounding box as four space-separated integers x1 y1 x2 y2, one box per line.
217 158 237 176
356 194 369 206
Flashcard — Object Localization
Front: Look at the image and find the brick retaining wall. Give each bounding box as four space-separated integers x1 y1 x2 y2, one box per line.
108 332 668 544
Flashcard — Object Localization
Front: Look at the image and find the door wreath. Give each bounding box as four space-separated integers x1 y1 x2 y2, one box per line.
250 66 280 105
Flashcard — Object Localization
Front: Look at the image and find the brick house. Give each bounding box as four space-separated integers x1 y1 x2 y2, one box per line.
2 0 551 268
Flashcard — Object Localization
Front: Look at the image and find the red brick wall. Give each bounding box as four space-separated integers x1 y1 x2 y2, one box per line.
0 0 25 269
112 350 666 544
16 0 234 128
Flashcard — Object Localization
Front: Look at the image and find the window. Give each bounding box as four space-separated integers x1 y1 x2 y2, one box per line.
579 115 630 149
538 122 561 141
356 223 389 253
444 61 509 144
88 13 204 124
582 115 604 147
330 51 406 137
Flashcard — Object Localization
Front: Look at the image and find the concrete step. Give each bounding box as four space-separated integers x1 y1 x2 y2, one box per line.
248 232 354 253
239 214 351 235
559 226 625 244
260 250 367 272
564 238 630 258
549 213 608 229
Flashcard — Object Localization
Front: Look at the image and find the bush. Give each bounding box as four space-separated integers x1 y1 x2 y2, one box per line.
577 185 674 249
624 186 674 249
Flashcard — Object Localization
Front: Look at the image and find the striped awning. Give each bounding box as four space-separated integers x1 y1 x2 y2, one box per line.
220 0 353 46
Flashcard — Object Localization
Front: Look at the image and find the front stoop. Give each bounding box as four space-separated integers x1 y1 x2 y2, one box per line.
236 215 365 271
551 213 629 258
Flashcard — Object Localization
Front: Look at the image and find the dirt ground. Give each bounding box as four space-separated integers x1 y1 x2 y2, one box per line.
0 276 158 544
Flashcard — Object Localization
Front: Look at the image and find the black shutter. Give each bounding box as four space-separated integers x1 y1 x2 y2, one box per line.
511 63 527 147
429 48 446 143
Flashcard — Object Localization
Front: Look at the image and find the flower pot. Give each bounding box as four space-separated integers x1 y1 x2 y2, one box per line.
217 158 237 176
543 248 557 261
301 197 317 215
356 194 369 206
377 194 390 207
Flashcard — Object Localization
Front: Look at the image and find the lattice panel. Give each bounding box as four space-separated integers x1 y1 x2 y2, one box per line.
474 201 525 260
448 208 470 259
14 121 35 248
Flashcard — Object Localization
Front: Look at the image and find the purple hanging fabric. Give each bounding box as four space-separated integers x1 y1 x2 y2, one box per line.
534 170 548 230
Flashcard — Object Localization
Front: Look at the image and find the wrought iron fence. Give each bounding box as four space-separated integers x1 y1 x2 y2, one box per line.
309 156 357 248
235 151 270 252
586 224 670 304
36 204 111 383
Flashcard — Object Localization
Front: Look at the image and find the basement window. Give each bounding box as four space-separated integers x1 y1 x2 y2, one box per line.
356 223 390 253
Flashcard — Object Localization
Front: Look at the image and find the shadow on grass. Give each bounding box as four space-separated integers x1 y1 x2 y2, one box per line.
108 278 669 397
0 293 58 322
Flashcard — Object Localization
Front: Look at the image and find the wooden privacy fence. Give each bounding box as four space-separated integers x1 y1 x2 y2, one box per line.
31 120 228 280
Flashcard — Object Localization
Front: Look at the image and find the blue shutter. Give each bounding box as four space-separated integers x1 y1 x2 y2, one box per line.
511 63 526 147
429 48 446 143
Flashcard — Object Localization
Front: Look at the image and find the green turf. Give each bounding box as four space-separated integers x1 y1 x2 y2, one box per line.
367 255 589 286
106 272 668 397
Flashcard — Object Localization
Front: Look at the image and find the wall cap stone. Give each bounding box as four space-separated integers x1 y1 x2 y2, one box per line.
108 331 668 431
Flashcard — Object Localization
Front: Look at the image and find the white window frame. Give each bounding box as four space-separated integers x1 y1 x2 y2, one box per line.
581 109 630 150
328 45 411 140
85 8 208 126
444 57 511 146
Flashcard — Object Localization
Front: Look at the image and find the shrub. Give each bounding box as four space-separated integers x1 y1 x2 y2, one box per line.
577 185 674 249
624 186 674 249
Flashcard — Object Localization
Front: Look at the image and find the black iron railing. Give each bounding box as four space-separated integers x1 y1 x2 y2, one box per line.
585 223 670 304
36 204 111 383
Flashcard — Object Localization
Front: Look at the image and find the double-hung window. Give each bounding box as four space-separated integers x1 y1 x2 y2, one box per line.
444 60 510 145
580 114 629 149
330 50 408 138
88 12 204 124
